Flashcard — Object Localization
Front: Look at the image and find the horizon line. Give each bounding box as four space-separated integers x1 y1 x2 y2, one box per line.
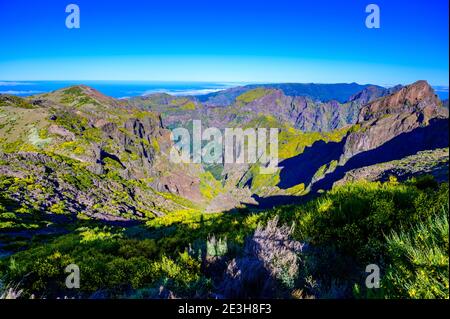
1 79 449 88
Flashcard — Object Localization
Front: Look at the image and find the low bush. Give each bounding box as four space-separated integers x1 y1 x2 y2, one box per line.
0 177 447 299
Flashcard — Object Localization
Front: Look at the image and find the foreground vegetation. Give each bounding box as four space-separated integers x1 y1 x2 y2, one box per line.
0 175 448 299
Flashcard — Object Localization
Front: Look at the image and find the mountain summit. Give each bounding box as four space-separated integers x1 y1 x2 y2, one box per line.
358 80 446 122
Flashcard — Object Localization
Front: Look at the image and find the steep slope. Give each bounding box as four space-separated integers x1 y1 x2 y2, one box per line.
275 81 449 196
1 82 448 300
347 84 403 105
134 84 392 133
198 82 383 104
334 148 449 186
344 80 448 159
1 81 448 216
0 87 212 221
126 80 448 209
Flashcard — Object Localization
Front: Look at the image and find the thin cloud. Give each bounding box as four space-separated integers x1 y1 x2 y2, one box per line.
141 88 225 97
0 81 34 86
0 90 42 95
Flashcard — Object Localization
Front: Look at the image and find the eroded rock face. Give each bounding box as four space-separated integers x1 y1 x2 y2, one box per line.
154 172 201 202
342 81 449 162
48 125 76 140
358 80 446 122
348 85 389 105
0 86 209 219
138 86 395 133
274 81 449 195
2 81 448 220
348 85 403 106
212 90 365 132
0 152 188 219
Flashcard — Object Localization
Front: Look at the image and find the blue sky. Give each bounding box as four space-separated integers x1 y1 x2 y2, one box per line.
0 0 448 85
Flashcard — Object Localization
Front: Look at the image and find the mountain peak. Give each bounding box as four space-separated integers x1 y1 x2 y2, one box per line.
348 85 389 104
34 84 125 108
59 84 109 100
401 80 435 99
358 80 444 122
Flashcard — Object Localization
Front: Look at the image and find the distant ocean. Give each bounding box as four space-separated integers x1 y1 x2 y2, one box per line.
0 81 241 99
0 81 448 100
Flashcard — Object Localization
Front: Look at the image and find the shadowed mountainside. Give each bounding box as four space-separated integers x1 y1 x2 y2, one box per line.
0 80 448 217
276 118 449 194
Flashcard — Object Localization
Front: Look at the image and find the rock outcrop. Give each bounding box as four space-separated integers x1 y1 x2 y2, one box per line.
343 81 448 161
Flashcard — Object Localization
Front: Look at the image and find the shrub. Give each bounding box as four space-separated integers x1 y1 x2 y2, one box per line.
0 284 23 299
382 206 449 299
297 180 448 264
408 174 439 190
246 216 303 288
220 216 303 298
1 176 447 299
206 235 228 258
236 88 274 104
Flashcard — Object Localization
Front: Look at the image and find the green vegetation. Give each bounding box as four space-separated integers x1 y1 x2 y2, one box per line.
28 127 52 148
382 210 448 298
0 192 43 232
180 101 196 111
204 164 223 182
236 88 274 104
241 116 355 195
199 171 223 200
285 183 306 195
48 202 67 215
62 87 84 96
58 141 86 156
0 84 448 299
243 114 353 160
0 176 447 299
54 111 89 134
0 95 34 109
60 87 100 107
247 163 280 192
82 127 102 143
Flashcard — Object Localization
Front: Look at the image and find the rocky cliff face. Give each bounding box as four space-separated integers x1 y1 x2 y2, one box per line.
137 84 396 133
246 80 449 202
128 80 448 205
295 81 449 195
343 81 448 161
0 86 208 220
348 84 403 105
358 81 443 122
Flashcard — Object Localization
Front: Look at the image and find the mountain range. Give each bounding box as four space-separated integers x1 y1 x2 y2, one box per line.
0 79 449 299
0 80 448 218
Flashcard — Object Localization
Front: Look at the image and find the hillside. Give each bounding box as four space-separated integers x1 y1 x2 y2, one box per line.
197 82 385 104
1 80 448 220
132 83 390 132
0 80 448 299
0 85 214 221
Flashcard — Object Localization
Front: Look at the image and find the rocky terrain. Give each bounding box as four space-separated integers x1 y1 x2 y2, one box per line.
334 148 449 186
0 86 214 221
0 79 449 300
129 83 392 132
0 80 448 219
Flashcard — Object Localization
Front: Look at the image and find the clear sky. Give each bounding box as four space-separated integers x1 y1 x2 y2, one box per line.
0 0 448 85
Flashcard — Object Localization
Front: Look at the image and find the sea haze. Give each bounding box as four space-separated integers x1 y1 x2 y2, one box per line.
0 81 240 99
0 81 448 101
